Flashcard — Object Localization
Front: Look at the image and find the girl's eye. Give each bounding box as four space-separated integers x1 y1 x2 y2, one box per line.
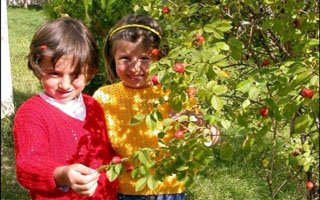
120 56 130 60
71 74 80 81
141 56 151 60
48 72 60 77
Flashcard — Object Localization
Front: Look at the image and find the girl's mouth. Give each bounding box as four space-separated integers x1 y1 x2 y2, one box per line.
127 74 144 81
57 89 73 96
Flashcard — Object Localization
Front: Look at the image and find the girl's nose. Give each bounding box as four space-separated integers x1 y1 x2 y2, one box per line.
58 76 71 90
130 60 142 72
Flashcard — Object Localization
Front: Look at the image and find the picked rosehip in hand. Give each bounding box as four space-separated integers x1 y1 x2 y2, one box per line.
174 63 185 73
299 88 314 98
111 155 121 164
126 164 134 172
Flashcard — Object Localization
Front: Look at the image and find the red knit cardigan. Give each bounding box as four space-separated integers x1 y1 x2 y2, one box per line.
13 94 118 200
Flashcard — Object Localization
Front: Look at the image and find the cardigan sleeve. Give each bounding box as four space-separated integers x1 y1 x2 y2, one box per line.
13 102 62 193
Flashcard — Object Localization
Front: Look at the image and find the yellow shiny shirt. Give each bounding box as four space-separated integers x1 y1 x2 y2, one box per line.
93 82 185 195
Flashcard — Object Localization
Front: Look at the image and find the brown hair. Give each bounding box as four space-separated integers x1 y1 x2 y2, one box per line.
27 17 99 82
104 14 166 83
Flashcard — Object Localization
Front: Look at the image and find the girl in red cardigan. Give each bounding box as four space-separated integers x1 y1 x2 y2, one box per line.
13 17 118 200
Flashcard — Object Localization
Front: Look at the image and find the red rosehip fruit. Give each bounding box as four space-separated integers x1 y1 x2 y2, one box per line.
175 129 185 139
126 164 135 172
292 149 300 156
174 63 185 73
306 181 314 191
151 74 159 85
151 48 159 57
111 156 121 164
195 34 205 45
162 6 170 14
299 88 314 98
260 107 269 117
261 59 270 66
187 86 197 98
292 19 301 29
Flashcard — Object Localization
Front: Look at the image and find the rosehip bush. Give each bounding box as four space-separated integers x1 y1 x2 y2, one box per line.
75 0 318 198
130 0 319 198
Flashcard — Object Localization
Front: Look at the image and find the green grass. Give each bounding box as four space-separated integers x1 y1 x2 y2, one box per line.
1 6 309 200
1 6 47 200
8 6 45 107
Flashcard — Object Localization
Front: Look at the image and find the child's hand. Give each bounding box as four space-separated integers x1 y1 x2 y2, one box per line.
54 164 100 196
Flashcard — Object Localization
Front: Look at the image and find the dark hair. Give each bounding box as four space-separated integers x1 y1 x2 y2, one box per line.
27 17 99 82
104 14 166 83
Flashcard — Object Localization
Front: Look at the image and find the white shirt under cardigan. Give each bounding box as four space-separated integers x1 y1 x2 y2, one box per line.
39 92 86 121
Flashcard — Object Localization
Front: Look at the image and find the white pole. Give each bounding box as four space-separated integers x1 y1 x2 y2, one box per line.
1 0 15 119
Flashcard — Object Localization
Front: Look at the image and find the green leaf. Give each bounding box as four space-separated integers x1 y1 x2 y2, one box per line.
139 165 148 175
209 54 227 64
146 114 157 130
176 165 189 171
283 102 299 120
138 151 149 164
215 20 232 32
228 38 244 50
131 168 139 179
295 114 313 133
183 175 195 188
242 99 251 109
236 79 253 93
248 86 259 100
306 38 319 47
220 120 231 129
212 30 224 39
231 50 242 61
135 177 148 192
177 115 189 122
170 96 183 112
114 163 122 175
153 110 163 121
214 42 229 51
203 23 216 33
147 176 159 190
211 95 224 111
211 85 228 95
162 118 174 126
106 166 119 182
130 114 145 125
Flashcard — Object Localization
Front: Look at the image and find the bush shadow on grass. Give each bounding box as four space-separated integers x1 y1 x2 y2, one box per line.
9 5 43 11
1 89 36 200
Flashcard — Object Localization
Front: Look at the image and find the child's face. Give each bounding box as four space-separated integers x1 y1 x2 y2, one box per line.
113 39 153 88
39 55 87 104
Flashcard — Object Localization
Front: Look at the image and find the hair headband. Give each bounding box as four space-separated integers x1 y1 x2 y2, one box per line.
108 24 162 40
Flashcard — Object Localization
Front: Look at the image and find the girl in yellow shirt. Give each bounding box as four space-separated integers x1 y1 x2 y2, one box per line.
93 14 186 200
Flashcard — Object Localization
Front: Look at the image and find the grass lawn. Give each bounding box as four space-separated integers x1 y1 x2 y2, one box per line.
1 6 46 200
1 6 307 200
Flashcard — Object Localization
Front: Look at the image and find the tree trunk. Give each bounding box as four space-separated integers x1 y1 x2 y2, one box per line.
24 0 28 8
1 0 15 119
